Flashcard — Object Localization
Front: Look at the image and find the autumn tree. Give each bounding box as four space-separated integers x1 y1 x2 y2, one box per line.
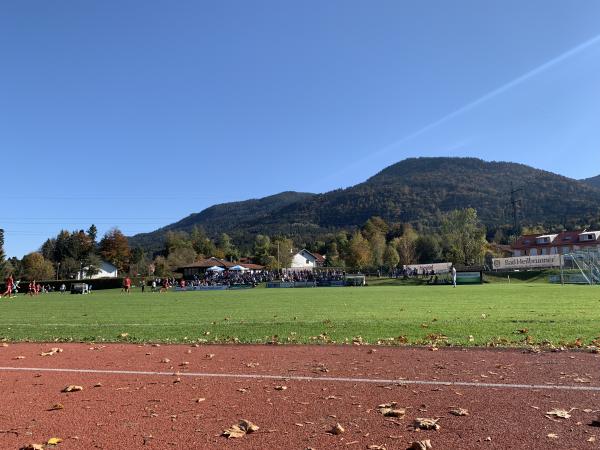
415 235 442 263
347 231 372 270
217 233 239 261
167 247 197 273
383 243 400 270
253 234 274 267
393 224 418 266
271 236 294 269
324 241 341 267
441 208 487 266
99 228 131 273
190 226 216 257
22 252 55 280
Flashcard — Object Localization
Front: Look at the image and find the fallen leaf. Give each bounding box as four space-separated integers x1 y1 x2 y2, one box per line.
119 333 129 338
367 446 387 450
19 445 44 450
414 418 440 431
275 385 288 391
449 408 469 416
62 385 84 392
547 433 558 439
14 355 26 360
588 436 596 442
574 378 591 383
222 419 259 438
47 437 63 445
40 347 63 356
49 403 64 411
410 440 432 450
378 402 406 418
195 398 206 403
160 358 170 363
546 408 571 419
329 422 345 435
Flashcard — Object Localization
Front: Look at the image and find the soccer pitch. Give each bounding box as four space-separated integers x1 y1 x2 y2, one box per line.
0 284 598 346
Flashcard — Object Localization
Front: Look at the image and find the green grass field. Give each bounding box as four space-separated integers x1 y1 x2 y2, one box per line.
1 284 599 347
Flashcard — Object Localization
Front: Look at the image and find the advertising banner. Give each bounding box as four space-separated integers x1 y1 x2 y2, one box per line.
404 262 452 274
492 254 561 270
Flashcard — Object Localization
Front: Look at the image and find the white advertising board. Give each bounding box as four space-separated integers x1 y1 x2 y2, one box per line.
404 262 452 274
492 254 561 270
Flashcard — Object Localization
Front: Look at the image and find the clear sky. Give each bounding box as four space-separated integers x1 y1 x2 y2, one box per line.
2 1 600 258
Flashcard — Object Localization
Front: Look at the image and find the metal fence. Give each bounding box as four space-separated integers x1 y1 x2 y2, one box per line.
559 249 600 285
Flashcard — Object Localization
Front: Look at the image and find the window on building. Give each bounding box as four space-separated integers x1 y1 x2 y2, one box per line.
530 248 538 256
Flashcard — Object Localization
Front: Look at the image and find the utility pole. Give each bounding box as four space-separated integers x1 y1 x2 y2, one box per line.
509 182 523 233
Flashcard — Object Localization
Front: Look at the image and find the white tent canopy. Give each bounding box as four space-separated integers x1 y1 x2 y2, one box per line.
229 265 247 271
206 266 225 272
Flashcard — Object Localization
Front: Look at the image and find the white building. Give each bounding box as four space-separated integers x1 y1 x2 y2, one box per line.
78 261 118 280
290 249 325 269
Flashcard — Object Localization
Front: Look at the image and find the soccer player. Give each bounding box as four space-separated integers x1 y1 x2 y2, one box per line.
2 274 14 298
123 276 132 294
451 266 457 287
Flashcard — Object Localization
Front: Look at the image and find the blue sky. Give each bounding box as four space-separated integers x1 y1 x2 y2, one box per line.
1 1 600 257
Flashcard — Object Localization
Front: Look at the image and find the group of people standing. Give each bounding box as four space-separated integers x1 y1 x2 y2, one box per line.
2 274 62 298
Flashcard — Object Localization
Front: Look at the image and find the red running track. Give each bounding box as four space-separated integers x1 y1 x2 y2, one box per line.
1 343 599 449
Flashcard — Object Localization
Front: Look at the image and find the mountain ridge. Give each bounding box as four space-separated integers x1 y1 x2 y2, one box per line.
581 175 600 189
129 157 600 252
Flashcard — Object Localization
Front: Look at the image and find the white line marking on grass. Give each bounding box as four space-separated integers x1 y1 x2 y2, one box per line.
1 366 600 392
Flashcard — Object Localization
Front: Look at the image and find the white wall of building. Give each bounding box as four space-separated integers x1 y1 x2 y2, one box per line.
290 250 316 269
79 261 118 279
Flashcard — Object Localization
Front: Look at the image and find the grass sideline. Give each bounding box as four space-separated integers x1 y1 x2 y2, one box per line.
0 284 599 347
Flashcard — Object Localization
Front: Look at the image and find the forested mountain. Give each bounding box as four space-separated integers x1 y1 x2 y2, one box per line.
582 175 600 189
129 157 600 252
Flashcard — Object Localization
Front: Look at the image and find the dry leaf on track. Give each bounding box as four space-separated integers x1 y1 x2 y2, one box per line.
378 402 406 418
547 433 558 439
546 409 571 419
410 440 432 450
62 385 83 393
328 422 345 435
19 445 44 450
414 418 440 431
48 403 64 411
275 385 288 391
367 445 387 450
222 419 259 438
40 347 63 356
47 437 63 445
449 408 469 416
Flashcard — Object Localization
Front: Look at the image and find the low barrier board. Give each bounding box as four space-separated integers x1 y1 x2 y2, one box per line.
492 254 562 270
456 271 482 284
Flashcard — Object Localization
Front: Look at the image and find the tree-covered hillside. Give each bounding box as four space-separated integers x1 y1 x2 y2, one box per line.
581 175 600 189
129 157 600 252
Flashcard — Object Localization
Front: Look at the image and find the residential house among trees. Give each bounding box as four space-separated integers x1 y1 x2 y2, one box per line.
77 261 118 280
511 230 600 256
290 249 326 269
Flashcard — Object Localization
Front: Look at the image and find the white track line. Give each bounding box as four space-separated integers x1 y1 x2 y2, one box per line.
1 366 600 392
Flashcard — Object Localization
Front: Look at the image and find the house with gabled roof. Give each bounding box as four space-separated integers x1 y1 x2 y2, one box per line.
290 249 326 269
